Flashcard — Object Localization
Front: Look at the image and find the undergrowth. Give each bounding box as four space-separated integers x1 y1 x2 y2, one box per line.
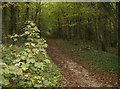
0 21 64 87
57 39 118 74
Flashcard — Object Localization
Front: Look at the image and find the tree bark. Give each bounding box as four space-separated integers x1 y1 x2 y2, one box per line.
10 3 16 35
26 2 29 21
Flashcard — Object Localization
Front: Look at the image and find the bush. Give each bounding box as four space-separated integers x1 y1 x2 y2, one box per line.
1 21 64 87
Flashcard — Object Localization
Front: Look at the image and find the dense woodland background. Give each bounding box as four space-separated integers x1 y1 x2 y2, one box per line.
2 2 118 53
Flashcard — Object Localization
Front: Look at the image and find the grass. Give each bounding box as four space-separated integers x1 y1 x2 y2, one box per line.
56 39 119 74
82 50 118 74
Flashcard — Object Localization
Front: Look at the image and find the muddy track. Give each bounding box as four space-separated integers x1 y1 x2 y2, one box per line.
47 39 112 87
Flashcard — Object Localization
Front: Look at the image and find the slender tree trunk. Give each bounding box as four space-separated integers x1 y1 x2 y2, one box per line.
9 3 17 44
95 17 99 50
57 15 62 38
34 3 39 23
101 16 108 52
76 3 82 40
37 2 41 37
26 2 29 21
117 2 120 80
61 9 69 40
2 2 8 44
10 4 15 35
94 3 99 50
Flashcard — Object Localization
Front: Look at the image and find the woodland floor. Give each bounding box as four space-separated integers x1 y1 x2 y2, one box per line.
47 39 118 87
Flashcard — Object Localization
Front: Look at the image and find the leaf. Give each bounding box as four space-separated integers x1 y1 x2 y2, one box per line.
20 55 26 60
1 76 10 85
13 38 17 41
43 44 48 48
21 63 29 68
44 59 51 63
13 59 21 63
9 66 23 75
22 67 28 71
30 22 35 27
35 62 45 68
25 43 30 46
14 34 18 37
37 36 40 38
34 84 42 87
25 48 31 53
27 25 31 28
27 59 35 63
31 43 35 47
25 31 30 35
43 80 50 86
32 48 39 54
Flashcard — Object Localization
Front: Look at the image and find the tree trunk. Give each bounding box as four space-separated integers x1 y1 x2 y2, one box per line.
34 3 39 23
10 4 16 35
94 3 99 50
57 16 62 38
9 3 17 44
101 16 108 52
95 17 99 50
26 2 29 21
2 2 8 44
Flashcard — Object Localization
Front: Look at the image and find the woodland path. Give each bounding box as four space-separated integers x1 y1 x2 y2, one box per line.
47 39 113 87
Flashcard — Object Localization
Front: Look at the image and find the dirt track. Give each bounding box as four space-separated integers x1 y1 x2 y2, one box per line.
47 39 113 87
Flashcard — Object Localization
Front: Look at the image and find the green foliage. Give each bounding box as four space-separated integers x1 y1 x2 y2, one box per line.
56 39 118 74
1 21 64 87
2 2 118 51
82 50 118 74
